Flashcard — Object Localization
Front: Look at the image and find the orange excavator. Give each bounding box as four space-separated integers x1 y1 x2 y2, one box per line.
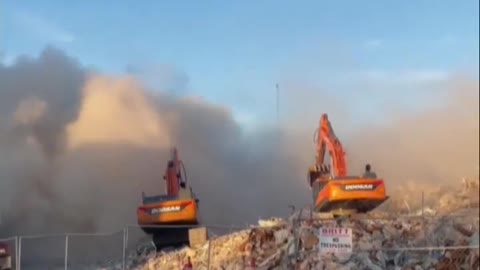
137 147 205 249
307 113 389 217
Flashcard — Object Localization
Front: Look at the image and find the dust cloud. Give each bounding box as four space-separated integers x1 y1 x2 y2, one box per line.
0 47 478 239
347 77 479 209
0 47 309 238
348 76 479 185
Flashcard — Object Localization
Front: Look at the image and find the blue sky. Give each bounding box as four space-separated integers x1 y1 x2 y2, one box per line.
1 0 479 126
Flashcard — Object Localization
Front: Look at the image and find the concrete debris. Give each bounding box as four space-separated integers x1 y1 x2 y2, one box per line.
130 182 478 270
130 224 479 270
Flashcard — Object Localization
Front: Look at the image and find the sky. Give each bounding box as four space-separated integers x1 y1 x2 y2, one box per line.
1 0 479 126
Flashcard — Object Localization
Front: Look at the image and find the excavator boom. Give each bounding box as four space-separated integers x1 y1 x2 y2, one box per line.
314 114 347 177
308 113 389 216
165 148 182 196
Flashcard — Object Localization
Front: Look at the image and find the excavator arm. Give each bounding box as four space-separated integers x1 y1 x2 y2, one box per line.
163 148 186 196
163 148 199 203
309 114 347 186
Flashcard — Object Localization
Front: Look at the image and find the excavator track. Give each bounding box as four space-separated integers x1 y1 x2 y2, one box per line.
144 225 198 250
315 195 390 215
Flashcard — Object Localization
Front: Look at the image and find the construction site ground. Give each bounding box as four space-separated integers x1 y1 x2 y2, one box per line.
114 179 478 270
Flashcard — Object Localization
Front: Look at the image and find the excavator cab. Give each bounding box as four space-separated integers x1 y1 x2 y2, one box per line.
308 114 389 216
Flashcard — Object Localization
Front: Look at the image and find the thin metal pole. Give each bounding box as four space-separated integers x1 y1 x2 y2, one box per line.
293 207 302 262
122 228 126 270
206 239 212 270
64 235 69 270
421 190 425 216
422 191 426 246
17 237 21 270
125 226 129 249
14 236 18 270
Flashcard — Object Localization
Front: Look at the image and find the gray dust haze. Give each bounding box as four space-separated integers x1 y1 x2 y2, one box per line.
0 47 478 238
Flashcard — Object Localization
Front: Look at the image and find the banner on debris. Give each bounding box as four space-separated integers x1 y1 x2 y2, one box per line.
318 227 352 254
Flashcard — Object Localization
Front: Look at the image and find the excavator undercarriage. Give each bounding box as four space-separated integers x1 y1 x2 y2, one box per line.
143 224 199 250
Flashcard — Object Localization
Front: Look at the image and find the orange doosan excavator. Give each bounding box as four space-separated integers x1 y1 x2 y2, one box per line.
137 147 206 249
307 113 389 217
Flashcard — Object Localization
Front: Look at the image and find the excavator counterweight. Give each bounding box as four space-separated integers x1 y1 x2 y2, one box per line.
308 114 389 217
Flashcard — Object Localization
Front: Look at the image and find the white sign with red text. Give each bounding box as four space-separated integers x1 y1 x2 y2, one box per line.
318 227 353 254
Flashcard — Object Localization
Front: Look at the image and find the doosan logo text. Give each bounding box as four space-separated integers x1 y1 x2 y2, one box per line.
344 184 374 190
151 206 181 214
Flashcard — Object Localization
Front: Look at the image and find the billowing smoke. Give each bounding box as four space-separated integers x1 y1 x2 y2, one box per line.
0 47 478 239
0 47 310 238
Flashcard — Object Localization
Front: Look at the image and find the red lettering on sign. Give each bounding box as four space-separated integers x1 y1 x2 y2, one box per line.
320 228 350 235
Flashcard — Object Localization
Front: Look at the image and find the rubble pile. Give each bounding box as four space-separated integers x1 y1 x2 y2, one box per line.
134 182 479 270
132 229 254 270
132 212 478 270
